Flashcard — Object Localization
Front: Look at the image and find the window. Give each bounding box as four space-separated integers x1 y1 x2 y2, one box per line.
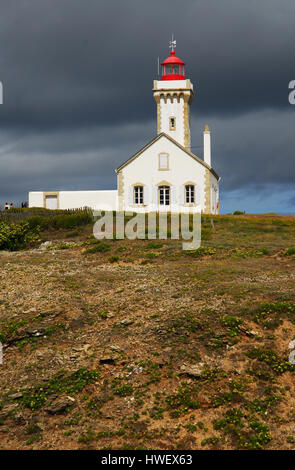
169 117 176 130
134 186 143 204
159 153 169 170
165 65 171 75
159 186 170 206
172 64 179 75
185 185 195 204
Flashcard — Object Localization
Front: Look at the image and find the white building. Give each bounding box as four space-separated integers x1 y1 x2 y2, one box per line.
29 45 220 214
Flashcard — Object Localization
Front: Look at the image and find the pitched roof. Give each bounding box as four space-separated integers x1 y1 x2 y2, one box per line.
115 133 219 180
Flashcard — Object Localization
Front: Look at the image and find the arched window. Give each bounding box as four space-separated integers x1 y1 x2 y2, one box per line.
185 185 195 204
134 186 143 204
159 186 170 206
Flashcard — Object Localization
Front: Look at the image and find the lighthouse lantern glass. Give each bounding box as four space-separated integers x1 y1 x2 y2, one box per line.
172 65 179 74
161 48 185 80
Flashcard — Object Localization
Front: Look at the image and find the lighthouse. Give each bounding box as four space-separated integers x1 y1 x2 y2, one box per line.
153 41 194 151
29 39 220 215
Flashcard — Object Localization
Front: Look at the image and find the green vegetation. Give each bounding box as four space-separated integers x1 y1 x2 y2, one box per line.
221 315 243 328
78 427 96 443
146 241 163 249
0 319 26 343
1 213 295 450
283 247 295 256
166 387 200 417
185 246 216 258
201 436 220 446
213 408 272 449
85 242 110 254
113 384 134 397
252 301 295 328
21 368 99 410
247 348 294 374
109 255 119 263
0 221 39 251
212 380 244 408
0 209 93 251
26 210 93 231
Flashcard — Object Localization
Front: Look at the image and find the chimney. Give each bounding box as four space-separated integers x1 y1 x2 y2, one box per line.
203 124 211 167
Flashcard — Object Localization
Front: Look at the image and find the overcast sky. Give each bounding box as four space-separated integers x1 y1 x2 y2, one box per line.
0 0 294 213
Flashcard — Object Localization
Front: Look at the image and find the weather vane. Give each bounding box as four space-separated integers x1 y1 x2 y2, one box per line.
169 35 176 52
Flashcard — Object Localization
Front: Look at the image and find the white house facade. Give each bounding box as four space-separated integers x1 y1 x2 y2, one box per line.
29 44 220 214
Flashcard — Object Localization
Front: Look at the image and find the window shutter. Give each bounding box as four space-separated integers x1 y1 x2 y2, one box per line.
144 186 149 205
179 185 184 205
128 186 133 206
195 184 200 205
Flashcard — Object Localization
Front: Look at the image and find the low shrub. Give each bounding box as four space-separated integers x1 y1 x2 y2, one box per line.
221 315 243 328
27 211 93 231
85 242 110 254
0 221 39 251
284 247 295 256
109 255 119 263
21 368 99 410
146 241 163 249
247 348 294 374
185 246 216 258
252 301 295 328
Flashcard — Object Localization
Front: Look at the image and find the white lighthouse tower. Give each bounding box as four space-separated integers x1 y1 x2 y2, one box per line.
29 39 220 215
153 39 194 151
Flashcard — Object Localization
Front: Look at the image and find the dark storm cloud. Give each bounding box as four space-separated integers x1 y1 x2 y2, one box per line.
1 0 294 129
0 0 294 210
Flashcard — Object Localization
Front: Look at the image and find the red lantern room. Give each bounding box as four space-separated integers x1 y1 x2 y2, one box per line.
161 50 185 81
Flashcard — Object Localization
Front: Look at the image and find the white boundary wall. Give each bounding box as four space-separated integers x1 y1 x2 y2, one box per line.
29 190 118 211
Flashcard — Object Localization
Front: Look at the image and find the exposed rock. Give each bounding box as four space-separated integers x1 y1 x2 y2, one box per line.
120 319 134 326
39 241 53 250
83 344 92 356
45 396 75 414
4 328 47 348
179 363 205 379
8 392 23 400
0 403 18 420
237 325 258 337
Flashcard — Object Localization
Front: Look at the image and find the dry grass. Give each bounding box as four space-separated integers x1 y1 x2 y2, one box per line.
0 214 295 449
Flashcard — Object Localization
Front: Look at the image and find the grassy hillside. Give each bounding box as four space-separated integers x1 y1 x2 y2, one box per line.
0 214 295 450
